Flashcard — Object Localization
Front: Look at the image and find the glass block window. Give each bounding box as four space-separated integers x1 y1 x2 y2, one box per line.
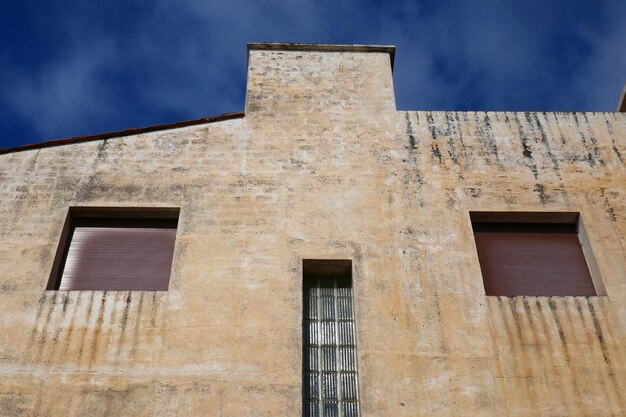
303 260 359 417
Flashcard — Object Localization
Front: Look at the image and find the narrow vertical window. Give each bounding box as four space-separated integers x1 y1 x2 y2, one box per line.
303 260 359 417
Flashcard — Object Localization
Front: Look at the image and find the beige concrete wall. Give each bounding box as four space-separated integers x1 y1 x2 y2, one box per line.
0 45 624 416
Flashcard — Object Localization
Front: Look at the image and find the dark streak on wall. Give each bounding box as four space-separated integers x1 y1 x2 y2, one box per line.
476 113 500 165
511 114 539 179
34 292 58 363
425 113 438 141
49 292 69 350
88 291 108 368
431 145 443 164
533 184 552 205
584 299 625 410
130 292 146 360
580 114 605 165
61 292 82 357
404 112 425 208
117 292 133 363
533 299 572 411
76 292 95 362
600 188 618 222
443 113 460 165
535 114 560 173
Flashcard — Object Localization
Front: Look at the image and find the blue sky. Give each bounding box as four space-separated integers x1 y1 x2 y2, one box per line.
1 0 625 148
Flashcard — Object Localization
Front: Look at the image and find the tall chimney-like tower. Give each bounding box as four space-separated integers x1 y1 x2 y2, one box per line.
245 43 396 118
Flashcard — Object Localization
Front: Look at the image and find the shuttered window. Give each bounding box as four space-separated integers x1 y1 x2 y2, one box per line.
303 260 359 417
472 221 596 296
50 211 178 291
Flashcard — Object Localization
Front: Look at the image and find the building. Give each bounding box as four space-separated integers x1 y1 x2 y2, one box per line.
0 43 624 416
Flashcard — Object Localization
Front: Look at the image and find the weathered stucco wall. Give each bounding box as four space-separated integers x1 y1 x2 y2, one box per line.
0 45 624 416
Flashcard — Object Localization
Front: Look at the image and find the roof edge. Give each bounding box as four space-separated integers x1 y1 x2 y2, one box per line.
247 42 396 69
0 112 245 156
617 82 626 112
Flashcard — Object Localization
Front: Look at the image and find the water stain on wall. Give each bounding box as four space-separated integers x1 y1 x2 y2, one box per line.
26 290 160 370
489 296 625 414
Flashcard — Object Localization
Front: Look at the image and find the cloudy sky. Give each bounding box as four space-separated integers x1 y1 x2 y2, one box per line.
1 0 625 148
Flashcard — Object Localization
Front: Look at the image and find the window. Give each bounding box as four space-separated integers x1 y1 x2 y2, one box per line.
48 207 179 291
303 260 359 417
470 212 602 296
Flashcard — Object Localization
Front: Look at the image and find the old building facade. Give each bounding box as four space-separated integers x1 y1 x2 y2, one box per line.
0 43 624 416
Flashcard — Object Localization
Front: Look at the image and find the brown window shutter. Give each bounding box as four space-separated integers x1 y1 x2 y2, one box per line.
57 220 177 291
473 222 596 296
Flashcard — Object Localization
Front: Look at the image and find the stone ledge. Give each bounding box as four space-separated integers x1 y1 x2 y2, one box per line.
247 42 395 69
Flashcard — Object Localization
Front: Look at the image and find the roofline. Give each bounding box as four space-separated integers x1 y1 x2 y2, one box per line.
247 42 396 70
0 112 245 155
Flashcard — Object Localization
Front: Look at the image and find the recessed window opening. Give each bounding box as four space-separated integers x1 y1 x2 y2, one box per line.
470 212 603 296
303 259 359 417
48 207 179 291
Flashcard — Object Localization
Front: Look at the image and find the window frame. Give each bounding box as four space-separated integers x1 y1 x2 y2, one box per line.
302 259 361 417
47 207 180 291
469 211 606 297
